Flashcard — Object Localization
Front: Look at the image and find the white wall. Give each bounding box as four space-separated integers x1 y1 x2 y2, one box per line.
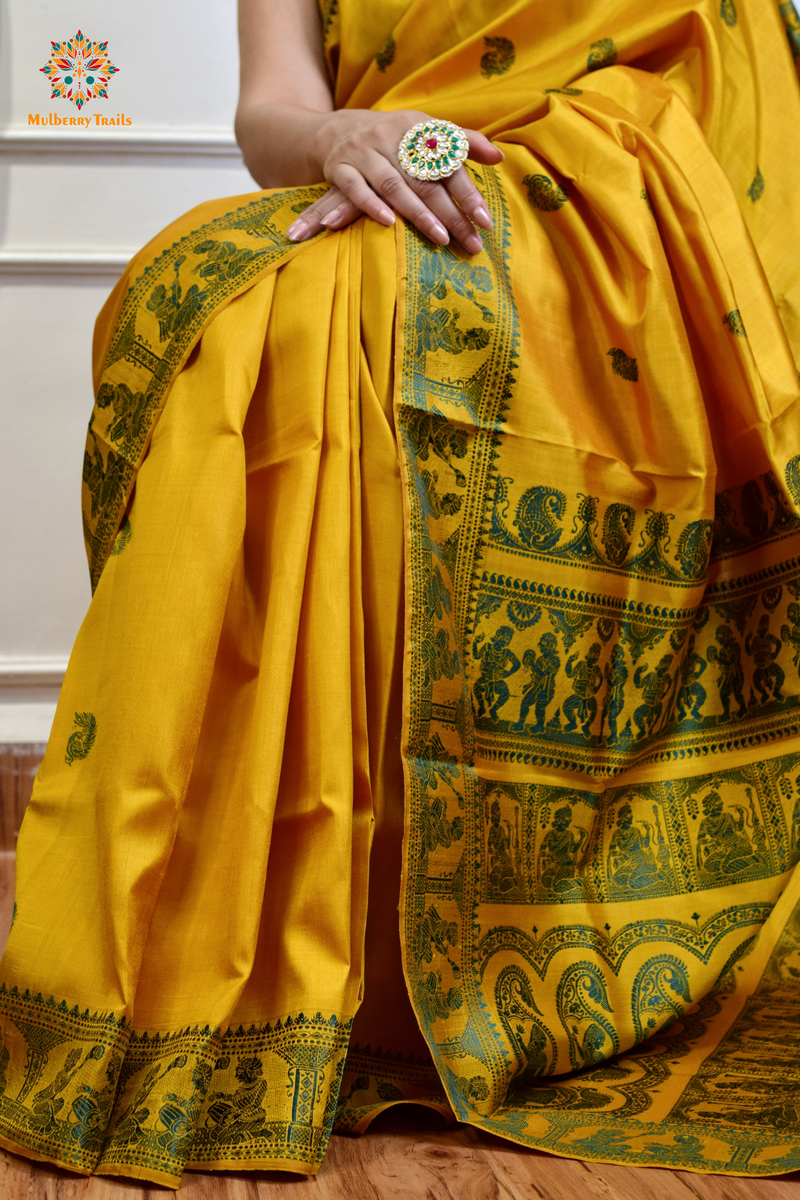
0 0 256 739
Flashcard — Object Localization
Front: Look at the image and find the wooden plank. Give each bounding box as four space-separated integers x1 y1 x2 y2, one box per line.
581 1157 708 1200
0 749 19 853
0 851 15 946
317 1116 506 1200
0 744 45 851
675 1166 800 1199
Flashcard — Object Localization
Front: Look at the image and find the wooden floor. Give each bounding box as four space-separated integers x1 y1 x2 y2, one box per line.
0 746 799 1198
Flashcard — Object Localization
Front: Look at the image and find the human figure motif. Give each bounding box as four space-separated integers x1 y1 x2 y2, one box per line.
563 642 603 736
781 602 800 674
608 803 665 891
632 654 673 738
156 1061 213 1155
111 1104 152 1147
473 626 520 720
695 791 761 878
537 805 586 895
512 632 560 731
676 634 707 722
706 625 747 719
599 644 628 743
786 771 800 856
746 613 785 704
205 1056 269 1144
29 1043 109 1137
28 1048 82 1131
487 798 519 894
68 1054 123 1148
104 385 150 456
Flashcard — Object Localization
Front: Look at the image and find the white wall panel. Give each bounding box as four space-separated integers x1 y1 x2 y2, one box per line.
4 0 241 129
1 156 254 250
1 278 113 651
1 0 260 737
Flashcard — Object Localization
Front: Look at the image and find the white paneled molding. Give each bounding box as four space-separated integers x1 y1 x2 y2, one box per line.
0 658 68 688
0 126 241 158
0 659 66 743
0 250 134 276
0 705 57 744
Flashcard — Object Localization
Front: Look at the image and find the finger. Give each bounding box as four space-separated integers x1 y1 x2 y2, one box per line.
319 199 362 229
330 160 460 244
371 165 455 246
413 180 484 255
325 162 398 230
443 166 494 232
463 128 505 164
286 187 348 241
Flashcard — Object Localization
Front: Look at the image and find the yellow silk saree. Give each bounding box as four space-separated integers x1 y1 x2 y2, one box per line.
2 0 800 1184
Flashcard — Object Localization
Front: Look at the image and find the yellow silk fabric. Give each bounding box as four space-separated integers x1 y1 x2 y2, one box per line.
1 221 415 1183
0 0 799 1185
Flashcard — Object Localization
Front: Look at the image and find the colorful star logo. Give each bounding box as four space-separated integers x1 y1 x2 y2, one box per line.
40 31 119 110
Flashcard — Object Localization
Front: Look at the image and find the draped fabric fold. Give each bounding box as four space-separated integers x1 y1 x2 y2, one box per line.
2 0 800 1184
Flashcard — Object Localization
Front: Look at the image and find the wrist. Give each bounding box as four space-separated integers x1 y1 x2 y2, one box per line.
308 108 356 182
307 109 335 182
235 102 334 188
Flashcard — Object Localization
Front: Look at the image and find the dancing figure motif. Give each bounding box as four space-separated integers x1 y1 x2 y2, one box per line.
513 632 560 731
746 614 785 704
676 635 707 722
632 654 673 738
563 642 603 736
473 626 520 720
707 625 747 719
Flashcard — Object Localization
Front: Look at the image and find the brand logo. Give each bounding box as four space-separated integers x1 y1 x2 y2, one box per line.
39 30 119 111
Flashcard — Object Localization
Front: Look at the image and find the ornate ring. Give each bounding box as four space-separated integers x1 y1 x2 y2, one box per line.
397 119 469 182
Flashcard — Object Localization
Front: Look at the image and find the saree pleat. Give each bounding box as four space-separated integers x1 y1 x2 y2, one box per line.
0 225 404 1183
2 0 800 1184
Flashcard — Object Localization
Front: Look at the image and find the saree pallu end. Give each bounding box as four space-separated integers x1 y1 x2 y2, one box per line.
391 2 800 1176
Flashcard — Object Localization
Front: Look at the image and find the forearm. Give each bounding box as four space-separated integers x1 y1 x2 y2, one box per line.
236 0 334 187
235 102 334 188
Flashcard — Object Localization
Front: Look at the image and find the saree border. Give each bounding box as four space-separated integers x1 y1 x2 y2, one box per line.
0 986 351 1185
82 187 328 591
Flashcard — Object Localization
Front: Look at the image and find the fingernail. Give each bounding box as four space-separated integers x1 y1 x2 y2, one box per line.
467 233 484 255
379 207 396 225
320 208 345 228
431 220 449 243
474 205 493 230
286 219 309 241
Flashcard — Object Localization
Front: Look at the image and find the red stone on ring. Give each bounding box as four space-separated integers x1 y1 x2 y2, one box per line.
426 137 438 149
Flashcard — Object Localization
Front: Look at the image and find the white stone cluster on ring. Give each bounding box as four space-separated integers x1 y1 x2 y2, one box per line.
397 119 469 182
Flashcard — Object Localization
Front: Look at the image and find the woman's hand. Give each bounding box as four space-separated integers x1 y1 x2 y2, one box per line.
285 108 504 255
236 2 502 253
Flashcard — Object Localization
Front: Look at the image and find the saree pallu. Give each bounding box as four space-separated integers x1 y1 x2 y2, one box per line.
2 0 800 1184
